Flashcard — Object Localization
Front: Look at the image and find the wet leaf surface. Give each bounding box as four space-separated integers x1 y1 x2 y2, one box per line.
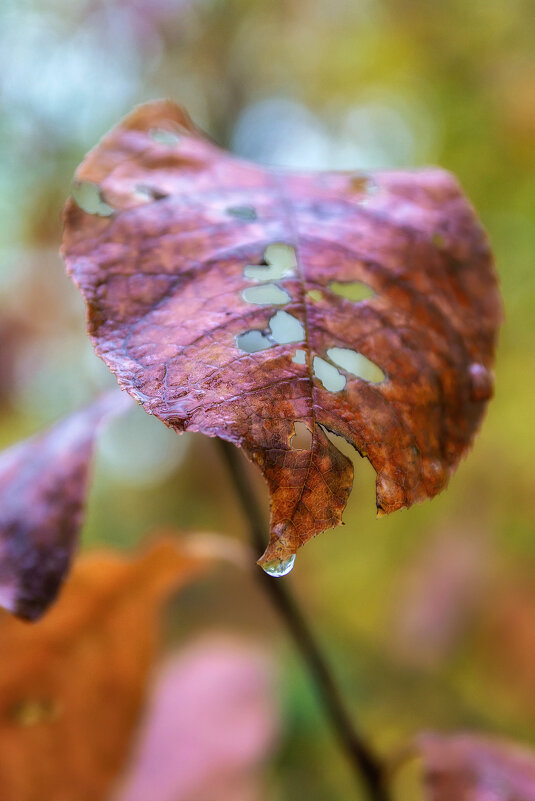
62 101 502 567
0 392 129 620
416 731 535 801
0 539 208 801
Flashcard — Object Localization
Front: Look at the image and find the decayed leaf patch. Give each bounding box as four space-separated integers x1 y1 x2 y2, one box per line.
62 101 502 569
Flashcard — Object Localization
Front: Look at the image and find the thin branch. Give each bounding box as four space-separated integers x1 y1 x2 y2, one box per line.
217 438 391 801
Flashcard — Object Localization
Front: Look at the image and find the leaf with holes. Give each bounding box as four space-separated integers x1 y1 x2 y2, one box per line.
0 392 129 620
415 732 535 801
62 101 502 572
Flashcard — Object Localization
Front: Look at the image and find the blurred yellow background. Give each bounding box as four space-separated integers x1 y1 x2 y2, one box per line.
1 0 534 798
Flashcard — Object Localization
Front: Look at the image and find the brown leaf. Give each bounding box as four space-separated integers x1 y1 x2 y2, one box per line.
416 732 535 801
61 101 502 569
0 539 207 801
0 392 129 620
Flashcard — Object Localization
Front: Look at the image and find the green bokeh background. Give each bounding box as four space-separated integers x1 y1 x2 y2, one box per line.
1 0 535 798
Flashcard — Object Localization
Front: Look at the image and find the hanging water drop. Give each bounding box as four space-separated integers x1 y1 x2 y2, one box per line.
261 553 296 578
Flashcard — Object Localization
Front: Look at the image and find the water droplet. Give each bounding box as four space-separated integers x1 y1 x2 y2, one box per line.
149 128 181 145
313 356 346 392
242 284 291 306
261 553 296 577
269 311 305 344
72 181 114 216
244 243 297 281
327 347 385 383
292 349 307 365
236 330 272 353
469 362 494 401
329 281 375 302
227 205 257 220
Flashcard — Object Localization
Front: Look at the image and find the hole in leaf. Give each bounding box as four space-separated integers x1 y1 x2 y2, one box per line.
269 311 305 344
327 347 385 383
242 284 291 306
329 281 375 302
292 349 307 365
244 243 297 281
320 424 379 505
149 128 181 145
290 421 313 450
349 174 378 194
306 289 323 302
227 205 257 220
71 181 114 217
235 330 272 353
135 184 169 201
313 357 346 392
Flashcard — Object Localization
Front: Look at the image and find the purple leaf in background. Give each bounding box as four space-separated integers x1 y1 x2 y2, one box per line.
389 526 490 667
114 637 279 801
0 391 130 621
416 731 535 801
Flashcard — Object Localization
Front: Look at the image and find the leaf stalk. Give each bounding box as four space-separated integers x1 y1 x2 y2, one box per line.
217 438 391 801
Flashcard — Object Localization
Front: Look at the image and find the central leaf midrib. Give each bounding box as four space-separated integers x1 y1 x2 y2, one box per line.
270 173 322 530
272 173 317 431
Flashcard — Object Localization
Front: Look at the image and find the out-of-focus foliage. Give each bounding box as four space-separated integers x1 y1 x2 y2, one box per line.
115 637 278 801
0 540 209 801
1 0 534 799
415 731 535 801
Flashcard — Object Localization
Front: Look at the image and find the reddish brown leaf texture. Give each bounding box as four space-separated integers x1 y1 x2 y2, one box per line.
62 101 502 568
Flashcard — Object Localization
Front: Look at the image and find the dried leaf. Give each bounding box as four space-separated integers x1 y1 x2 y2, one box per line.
416 731 535 801
62 101 502 568
114 637 278 801
0 392 129 620
0 539 208 801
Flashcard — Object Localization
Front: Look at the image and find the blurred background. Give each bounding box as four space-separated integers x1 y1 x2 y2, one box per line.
1 0 534 798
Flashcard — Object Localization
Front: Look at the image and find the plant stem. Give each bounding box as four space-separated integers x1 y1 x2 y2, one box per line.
217 439 391 801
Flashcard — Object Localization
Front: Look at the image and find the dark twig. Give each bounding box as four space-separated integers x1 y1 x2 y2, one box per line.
217 438 391 801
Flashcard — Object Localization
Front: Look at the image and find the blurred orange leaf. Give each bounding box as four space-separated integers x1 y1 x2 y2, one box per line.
0 539 208 801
